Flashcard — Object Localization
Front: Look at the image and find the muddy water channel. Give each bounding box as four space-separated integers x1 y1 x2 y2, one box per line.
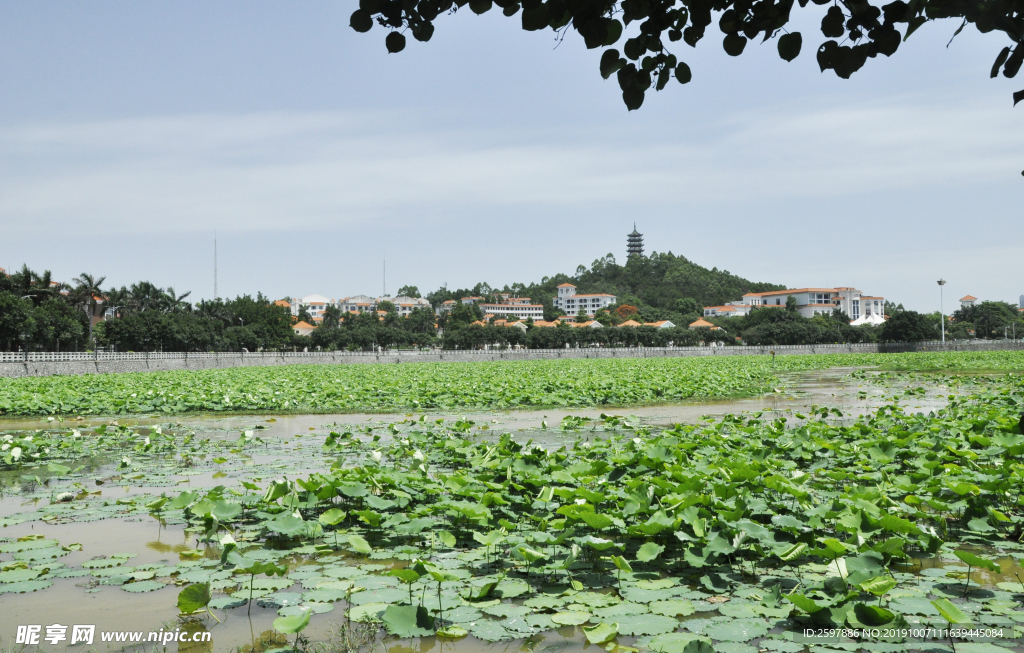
0 369 1020 653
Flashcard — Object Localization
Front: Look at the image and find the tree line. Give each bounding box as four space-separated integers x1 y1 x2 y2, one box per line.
2 263 1021 352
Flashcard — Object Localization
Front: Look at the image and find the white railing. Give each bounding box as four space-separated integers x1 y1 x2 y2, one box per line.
0 339 1018 364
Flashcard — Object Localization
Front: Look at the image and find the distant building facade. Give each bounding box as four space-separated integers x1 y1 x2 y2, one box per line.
290 294 333 323
701 287 885 325
552 284 616 317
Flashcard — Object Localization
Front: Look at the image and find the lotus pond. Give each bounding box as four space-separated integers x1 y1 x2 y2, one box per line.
0 353 1023 653
3 351 1024 418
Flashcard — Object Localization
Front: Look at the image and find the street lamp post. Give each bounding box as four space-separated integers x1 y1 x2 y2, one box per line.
937 279 946 344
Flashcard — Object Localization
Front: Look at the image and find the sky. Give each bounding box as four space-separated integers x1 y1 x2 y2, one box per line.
0 1 1021 312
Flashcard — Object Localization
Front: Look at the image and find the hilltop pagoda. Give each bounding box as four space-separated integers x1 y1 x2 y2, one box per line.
627 224 644 258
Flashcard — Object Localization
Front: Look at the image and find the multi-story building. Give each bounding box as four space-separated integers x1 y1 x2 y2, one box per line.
703 302 760 318
339 295 378 313
960 295 977 310
736 287 885 325
449 295 545 320
386 296 432 316
337 295 430 316
289 294 333 323
552 284 616 317
478 297 544 321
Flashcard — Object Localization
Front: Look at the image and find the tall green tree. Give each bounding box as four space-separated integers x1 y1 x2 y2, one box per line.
72 272 106 348
879 310 939 342
0 293 33 351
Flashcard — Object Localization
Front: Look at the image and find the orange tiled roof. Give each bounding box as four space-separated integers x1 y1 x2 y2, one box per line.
556 283 576 288
960 295 977 301
619 319 641 327
689 318 715 328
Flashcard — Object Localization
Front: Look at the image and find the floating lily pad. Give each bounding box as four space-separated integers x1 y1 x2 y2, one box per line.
121 580 165 593
647 632 710 653
0 539 61 553
482 603 530 618
258 592 304 607
494 579 530 598
552 611 593 626
0 579 53 593
0 568 42 583
210 596 248 610
614 613 679 636
638 578 676 590
651 599 695 617
464 619 514 642
436 625 468 639
349 602 388 623
524 595 567 609
703 618 770 642
278 602 334 617
595 602 649 618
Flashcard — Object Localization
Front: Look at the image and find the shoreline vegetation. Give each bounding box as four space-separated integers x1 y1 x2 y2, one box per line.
3 351 1024 418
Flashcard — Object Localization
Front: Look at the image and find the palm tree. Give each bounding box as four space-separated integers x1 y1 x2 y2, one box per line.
128 281 165 312
321 304 342 328
160 287 193 313
72 273 106 347
195 299 232 325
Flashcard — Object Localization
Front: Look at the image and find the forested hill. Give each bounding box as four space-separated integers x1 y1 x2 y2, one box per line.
427 252 785 320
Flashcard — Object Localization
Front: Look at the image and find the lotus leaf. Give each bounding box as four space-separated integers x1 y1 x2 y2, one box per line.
382 604 435 637
703 618 771 642
583 622 619 644
613 613 679 636
650 599 695 616
551 611 592 625
121 580 165 593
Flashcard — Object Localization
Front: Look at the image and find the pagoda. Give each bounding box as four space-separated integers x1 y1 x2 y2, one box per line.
627 224 644 258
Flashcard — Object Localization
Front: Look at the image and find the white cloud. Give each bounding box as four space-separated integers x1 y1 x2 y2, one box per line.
0 95 1019 236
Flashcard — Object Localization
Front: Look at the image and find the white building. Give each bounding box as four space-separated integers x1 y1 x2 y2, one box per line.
704 302 757 318
337 295 430 316
384 295 432 316
478 298 544 321
290 294 333 322
960 295 977 310
338 295 378 313
738 287 885 325
553 284 616 317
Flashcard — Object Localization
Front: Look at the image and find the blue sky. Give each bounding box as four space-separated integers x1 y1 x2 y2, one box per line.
0 1 1021 311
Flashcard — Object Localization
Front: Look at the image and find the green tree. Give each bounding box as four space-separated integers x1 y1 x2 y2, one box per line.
879 310 939 342
397 286 421 298
350 0 1024 111
576 308 591 323
406 307 438 335
785 295 798 313
676 298 700 315
31 299 86 352
296 305 314 324
321 304 343 328
953 300 1020 339
71 272 106 348
0 293 33 351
